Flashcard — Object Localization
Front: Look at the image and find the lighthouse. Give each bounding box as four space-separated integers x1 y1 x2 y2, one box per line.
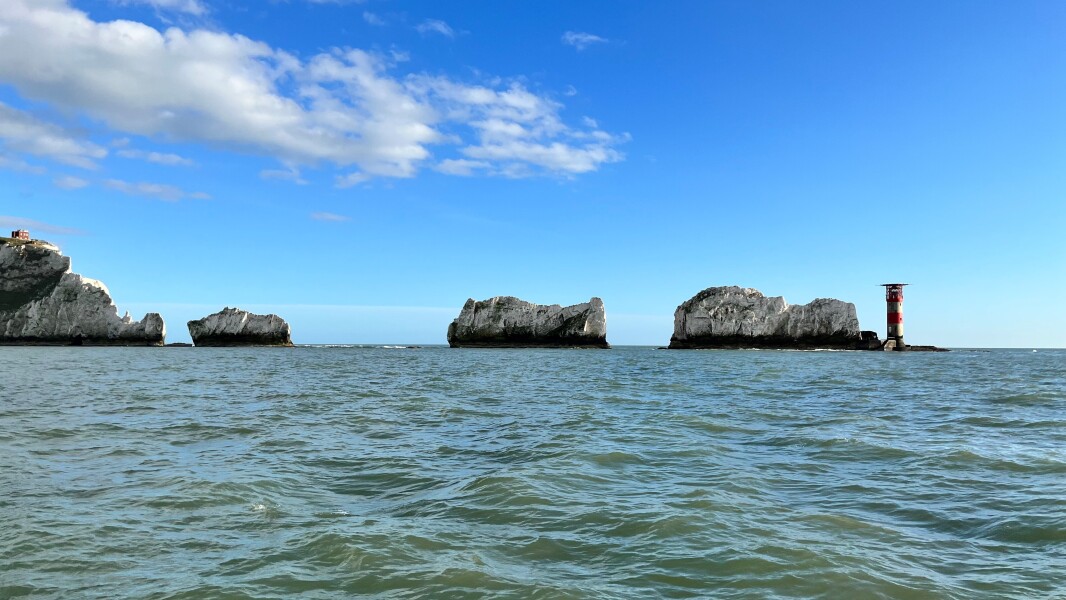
881 283 908 351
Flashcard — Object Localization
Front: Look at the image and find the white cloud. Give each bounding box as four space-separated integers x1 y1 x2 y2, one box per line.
0 1 625 183
363 11 384 26
416 19 455 38
0 3 437 178
434 158 489 176
104 178 207 201
0 102 107 169
563 85 578 97
408 78 626 176
335 171 371 188
310 211 349 222
0 154 46 174
54 175 89 189
463 140 620 174
562 31 607 51
117 148 194 166
260 167 308 185
113 0 208 16
303 49 442 179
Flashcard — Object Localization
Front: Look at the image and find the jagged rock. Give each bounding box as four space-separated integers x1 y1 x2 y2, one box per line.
899 345 950 352
857 330 883 350
187 307 292 347
448 296 609 348
0 238 165 345
669 286 862 349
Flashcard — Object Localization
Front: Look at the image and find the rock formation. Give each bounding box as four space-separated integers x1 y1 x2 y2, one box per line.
669 286 864 349
447 296 609 348
187 307 293 346
0 238 165 345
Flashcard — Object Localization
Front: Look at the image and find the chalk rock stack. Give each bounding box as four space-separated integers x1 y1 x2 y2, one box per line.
448 296 609 348
0 239 165 345
669 286 862 349
187 307 292 346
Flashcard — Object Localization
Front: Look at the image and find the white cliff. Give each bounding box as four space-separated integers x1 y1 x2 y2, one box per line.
669 286 861 349
187 307 292 346
447 296 609 348
0 239 165 345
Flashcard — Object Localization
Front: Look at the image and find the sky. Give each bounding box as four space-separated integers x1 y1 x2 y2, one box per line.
0 0 1063 347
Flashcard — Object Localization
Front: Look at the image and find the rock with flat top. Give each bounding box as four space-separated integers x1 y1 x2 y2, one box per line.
187 307 292 346
447 296 609 348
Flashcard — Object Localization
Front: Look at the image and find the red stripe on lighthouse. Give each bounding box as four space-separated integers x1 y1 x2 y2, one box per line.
887 312 903 324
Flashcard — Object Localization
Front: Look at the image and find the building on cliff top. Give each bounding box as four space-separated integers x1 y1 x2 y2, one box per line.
11 229 30 240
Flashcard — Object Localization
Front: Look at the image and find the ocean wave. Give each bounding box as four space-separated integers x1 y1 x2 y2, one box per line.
4 346 1064 598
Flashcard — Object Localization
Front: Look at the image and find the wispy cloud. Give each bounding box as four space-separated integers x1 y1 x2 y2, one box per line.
117 148 195 166
0 1 625 184
260 167 308 185
407 77 627 176
434 158 489 176
54 175 90 190
416 19 455 38
0 154 45 174
0 102 107 169
104 179 209 201
562 31 607 51
0 216 86 236
335 172 372 188
112 0 208 16
363 11 385 26
310 211 350 222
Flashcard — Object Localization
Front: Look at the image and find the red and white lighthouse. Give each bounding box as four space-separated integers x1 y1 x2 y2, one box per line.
881 283 908 350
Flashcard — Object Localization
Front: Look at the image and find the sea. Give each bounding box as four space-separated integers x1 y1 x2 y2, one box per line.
1 346 1063 599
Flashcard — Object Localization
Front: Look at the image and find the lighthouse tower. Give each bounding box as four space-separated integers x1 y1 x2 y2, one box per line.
881 283 908 351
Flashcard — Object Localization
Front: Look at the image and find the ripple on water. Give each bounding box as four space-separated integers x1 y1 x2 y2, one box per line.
1 346 1064 598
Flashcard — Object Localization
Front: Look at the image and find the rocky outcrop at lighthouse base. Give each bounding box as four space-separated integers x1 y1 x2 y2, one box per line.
447 296 609 348
0 238 165 345
669 286 868 350
187 307 292 347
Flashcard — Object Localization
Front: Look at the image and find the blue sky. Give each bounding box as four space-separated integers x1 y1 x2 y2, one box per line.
1 0 1063 346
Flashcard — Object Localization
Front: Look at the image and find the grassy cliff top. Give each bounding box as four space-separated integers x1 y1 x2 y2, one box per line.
0 236 55 248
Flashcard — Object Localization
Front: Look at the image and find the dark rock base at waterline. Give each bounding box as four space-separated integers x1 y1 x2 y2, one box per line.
191 334 293 347
668 334 949 351
886 344 950 352
449 335 609 349
668 334 870 350
0 336 164 346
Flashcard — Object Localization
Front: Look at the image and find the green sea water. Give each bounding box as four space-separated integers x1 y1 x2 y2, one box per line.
1 346 1063 599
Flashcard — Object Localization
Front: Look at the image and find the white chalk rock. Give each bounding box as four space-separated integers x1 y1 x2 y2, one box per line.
447 296 609 348
187 307 292 346
0 240 165 345
670 286 860 349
